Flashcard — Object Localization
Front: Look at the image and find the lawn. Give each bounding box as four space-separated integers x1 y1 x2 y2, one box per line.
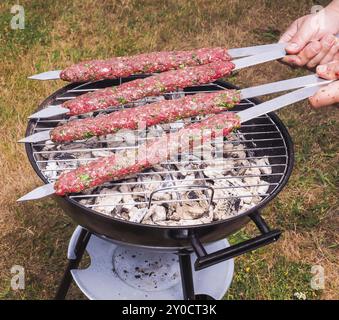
0 0 337 300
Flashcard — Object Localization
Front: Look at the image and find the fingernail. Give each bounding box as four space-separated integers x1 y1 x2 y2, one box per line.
286 42 299 51
317 65 327 73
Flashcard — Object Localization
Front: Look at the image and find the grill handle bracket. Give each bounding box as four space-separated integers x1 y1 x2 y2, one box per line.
191 211 281 271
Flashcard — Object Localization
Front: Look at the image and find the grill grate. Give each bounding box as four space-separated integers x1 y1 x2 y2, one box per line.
28 77 289 222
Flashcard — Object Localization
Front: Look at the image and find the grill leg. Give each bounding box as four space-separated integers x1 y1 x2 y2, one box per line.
55 228 91 300
178 252 195 300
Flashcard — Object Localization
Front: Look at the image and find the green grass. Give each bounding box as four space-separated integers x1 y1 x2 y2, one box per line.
226 252 320 300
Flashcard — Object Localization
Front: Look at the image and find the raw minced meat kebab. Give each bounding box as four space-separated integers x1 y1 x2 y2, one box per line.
60 48 231 82
54 113 241 195
62 60 235 116
51 90 241 142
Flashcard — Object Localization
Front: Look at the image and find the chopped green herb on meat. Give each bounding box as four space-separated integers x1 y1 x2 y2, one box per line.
83 132 94 139
79 173 91 185
117 97 128 104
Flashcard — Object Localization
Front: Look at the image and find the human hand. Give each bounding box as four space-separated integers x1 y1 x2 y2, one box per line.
309 61 339 108
280 4 339 68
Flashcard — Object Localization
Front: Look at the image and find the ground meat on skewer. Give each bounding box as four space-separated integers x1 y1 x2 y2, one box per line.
51 90 241 142
60 48 231 82
62 61 235 116
54 112 241 195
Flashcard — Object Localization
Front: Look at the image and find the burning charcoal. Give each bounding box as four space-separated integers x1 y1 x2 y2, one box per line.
133 95 165 107
42 140 56 151
256 156 272 175
150 205 167 222
225 144 246 159
115 130 137 146
187 191 199 200
152 192 172 201
174 154 201 177
223 142 234 154
203 158 234 178
85 136 100 145
111 204 122 215
92 150 113 158
119 184 131 193
138 173 163 194
104 134 124 148
129 207 148 223
203 166 223 179
44 160 75 180
170 190 209 220
199 146 215 162
170 91 185 100
121 196 136 211
56 143 92 160
178 174 196 184
151 164 167 172
132 186 146 197
213 199 240 220
79 198 94 207
148 126 165 138
185 204 207 219
94 188 123 215
234 198 241 211
141 218 154 225
156 218 208 226
256 184 270 195
243 168 262 183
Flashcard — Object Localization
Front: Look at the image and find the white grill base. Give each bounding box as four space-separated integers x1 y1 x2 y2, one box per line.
69 226 234 300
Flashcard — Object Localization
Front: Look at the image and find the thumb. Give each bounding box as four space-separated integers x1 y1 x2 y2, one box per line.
316 61 339 80
286 16 316 54
279 20 298 43
309 81 339 108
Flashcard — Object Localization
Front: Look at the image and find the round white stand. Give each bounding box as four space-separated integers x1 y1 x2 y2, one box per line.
69 226 234 300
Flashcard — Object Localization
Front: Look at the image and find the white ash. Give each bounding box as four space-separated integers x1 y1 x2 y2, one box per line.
36 102 273 226
94 188 123 215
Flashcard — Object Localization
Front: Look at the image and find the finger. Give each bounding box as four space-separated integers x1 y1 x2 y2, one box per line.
316 61 339 80
280 54 302 66
285 15 316 53
307 34 337 68
291 41 322 67
320 40 339 64
279 19 299 43
309 81 339 108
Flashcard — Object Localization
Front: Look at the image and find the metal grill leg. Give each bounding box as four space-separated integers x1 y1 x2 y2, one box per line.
55 228 91 300
178 252 195 300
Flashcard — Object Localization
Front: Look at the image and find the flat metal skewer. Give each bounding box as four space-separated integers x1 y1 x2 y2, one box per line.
28 43 287 81
27 49 287 120
17 83 330 202
19 74 331 144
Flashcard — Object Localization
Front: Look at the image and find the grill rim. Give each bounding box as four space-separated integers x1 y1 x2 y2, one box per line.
24 78 294 230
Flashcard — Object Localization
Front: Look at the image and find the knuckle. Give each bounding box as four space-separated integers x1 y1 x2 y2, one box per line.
306 46 320 58
309 96 318 108
322 34 336 48
307 61 316 69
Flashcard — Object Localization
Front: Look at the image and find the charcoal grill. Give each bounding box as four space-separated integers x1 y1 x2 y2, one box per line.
24 75 294 299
